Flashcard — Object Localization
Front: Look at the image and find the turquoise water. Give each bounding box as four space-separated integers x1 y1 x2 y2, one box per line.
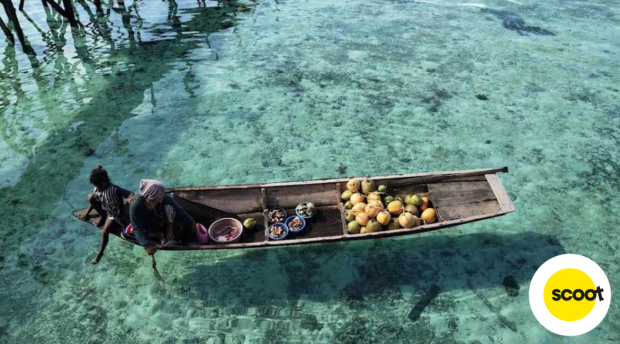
1 0 619 342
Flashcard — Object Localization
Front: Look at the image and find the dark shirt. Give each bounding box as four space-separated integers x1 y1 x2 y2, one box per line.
130 194 194 248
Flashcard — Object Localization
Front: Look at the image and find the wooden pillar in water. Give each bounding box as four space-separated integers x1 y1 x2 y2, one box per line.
0 15 15 44
61 0 77 27
117 0 131 27
1 0 34 54
94 0 102 14
19 0 24 11
42 0 79 27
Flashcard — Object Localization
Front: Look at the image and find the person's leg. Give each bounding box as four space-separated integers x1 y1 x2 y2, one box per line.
88 193 107 227
92 218 119 264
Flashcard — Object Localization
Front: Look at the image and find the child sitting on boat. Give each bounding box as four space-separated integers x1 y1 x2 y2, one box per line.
79 165 135 264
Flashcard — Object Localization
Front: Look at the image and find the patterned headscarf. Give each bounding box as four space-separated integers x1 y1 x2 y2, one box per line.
139 179 165 201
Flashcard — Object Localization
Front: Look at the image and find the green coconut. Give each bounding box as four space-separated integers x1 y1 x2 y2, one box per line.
366 220 382 233
411 194 423 207
405 194 413 205
378 185 387 193
395 196 404 204
361 179 377 195
243 218 257 230
387 218 402 230
384 195 394 204
405 204 420 216
344 201 353 209
345 210 356 222
360 226 368 234
341 190 353 201
347 221 361 234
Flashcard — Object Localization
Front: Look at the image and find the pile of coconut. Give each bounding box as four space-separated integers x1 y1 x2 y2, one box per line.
341 178 437 234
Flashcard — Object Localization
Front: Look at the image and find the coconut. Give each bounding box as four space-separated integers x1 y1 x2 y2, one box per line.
376 211 391 226
347 221 361 234
413 216 421 227
365 203 382 218
405 194 413 205
346 179 360 193
351 203 367 215
384 195 394 204
361 178 376 195
366 220 382 233
404 204 420 216
368 200 384 209
356 212 370 226
399 212 415 228
350 193 365 205
345 210 356 222
360 227 368 234
243 218 257 230
341 190 353 201
387 218 402 230
387 201 404 215
395 196 404 204
378 185 387 193
344 201 353 209
420 196 430 211
367 192 382 203
411 194 423 207
421 208 436 224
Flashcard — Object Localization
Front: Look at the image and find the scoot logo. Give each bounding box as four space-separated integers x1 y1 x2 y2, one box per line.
530 254 611 336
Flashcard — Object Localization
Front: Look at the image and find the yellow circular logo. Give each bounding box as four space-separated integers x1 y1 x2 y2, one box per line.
531 255 611 336
543 268 596 321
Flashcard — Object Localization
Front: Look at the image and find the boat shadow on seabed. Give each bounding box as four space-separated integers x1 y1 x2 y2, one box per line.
177 230 564 322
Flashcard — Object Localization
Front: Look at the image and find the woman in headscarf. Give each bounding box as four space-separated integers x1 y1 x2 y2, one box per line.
129 179 196 255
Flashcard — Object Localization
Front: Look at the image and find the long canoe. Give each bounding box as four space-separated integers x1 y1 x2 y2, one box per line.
72 167 515 250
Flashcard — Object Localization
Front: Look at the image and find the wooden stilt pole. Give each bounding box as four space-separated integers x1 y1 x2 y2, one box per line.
42 0 68 17
0 15 15 44
42 0 81 27
61 0 77 26
41 0 48 8
1 0 34 54
19 0 24 11
94 0 102 14
117 0 130 27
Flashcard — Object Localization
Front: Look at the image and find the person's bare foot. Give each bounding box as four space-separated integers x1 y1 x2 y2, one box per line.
91 253 102 264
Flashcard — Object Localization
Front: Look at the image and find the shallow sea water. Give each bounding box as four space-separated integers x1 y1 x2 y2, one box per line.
1 0 619 343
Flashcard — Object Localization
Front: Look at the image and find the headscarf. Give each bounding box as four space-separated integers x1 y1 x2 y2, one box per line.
139 179 165 201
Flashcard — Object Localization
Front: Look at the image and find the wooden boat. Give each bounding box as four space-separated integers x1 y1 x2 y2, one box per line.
73 167 515 250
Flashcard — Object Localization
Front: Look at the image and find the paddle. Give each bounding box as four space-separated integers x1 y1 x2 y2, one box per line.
151 254 166 282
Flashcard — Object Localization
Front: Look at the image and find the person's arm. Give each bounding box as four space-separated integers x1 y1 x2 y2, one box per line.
130 202 154 250
117 185 136 202
79 204 94 221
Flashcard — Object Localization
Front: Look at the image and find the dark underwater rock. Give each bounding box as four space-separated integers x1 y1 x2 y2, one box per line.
408 284 441 322
502 275 520 297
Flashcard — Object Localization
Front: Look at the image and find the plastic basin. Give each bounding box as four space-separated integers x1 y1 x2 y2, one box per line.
208 218 243 244
268 223 289 240
285 216 306 233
